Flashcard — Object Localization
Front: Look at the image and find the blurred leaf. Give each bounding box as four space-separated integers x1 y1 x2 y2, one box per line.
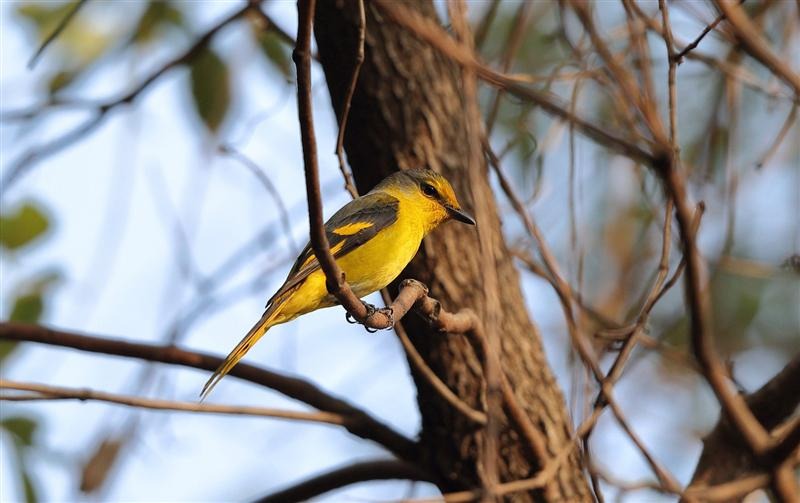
47 69 78 94
0 341 18 362
9 294 44 324
1 417 38 447
189 47 231 133
712 270 768 350
0 202 50 250
131 1 184 45
255 29 292 80
16 1 109 64
4 271 62 351
1 416 40 503
15 2 77 40
80 437 125 493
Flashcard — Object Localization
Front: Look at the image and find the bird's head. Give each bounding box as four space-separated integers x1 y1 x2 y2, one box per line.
376 168 476 231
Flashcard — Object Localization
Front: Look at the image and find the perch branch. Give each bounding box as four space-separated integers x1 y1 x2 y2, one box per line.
254 459 434 503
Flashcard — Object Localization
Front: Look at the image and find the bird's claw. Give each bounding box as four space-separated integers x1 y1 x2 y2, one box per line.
345 302 394 333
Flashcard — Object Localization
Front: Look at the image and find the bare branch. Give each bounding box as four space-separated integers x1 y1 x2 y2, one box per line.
218 144 298 252
714 0 800 96
673 0 739 63
3 4 253 194
0 322 418 460
254 459 434 503
689 352 800 495
383 290 487 426
333 0 364 198
0 380 345 425
372 0 657 165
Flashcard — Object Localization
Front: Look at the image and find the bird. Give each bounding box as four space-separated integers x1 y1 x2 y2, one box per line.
200 168 475 399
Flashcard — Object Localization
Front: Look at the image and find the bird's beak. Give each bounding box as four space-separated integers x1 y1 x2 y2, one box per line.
446 205 476 225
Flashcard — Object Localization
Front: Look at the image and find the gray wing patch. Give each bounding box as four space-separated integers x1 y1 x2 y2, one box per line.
265 192 399 308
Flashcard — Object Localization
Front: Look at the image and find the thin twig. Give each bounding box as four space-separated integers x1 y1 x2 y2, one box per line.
333 0 364 198
755 105 798 169
0 322 418 460
218 144 298 252
663 156 772 456
484 1 533 134
714 0 800 96
673 0 739 63
372 0 656 165
659 0 679 146
255 459 434 503
3 4 252 194
486 140 681 493
0 380 345 425
381 287 486 426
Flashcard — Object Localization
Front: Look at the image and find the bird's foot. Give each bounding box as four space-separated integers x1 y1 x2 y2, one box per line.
345 302 393 332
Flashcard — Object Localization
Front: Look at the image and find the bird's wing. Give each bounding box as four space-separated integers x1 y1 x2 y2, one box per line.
265 192 400 308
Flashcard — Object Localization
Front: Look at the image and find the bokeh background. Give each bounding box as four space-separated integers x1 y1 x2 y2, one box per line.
1 1 798 501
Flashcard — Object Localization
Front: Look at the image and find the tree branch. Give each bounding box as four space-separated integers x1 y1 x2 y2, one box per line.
688 353 800 496
253 459 434 503
713 0 800 96
0 322 418 461
0 379 345 425
372 0 656 165
3 4 253 194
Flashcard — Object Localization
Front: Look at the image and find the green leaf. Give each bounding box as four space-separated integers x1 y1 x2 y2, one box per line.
3 272 62 358
15 2 77 40
131 1 184 45
0 202 50 250
1 417 38 447
189 47 231 133
255 29 292 80
0 341 19 362
47 69 78 94
9 294 44 324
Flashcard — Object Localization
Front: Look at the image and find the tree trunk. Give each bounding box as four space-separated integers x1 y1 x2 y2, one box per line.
314 1 591 500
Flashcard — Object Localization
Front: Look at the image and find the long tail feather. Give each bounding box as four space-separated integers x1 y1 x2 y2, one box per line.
199 308 279 401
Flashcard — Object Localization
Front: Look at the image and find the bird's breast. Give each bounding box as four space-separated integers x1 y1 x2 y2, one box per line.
337 215 424 298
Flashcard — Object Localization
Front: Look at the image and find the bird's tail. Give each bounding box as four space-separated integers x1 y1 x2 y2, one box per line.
199 307 280 401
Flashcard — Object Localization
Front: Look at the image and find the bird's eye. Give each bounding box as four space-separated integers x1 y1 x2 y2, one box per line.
422 183 438 197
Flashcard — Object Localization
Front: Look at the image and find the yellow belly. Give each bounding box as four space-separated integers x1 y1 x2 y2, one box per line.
274 217 424 321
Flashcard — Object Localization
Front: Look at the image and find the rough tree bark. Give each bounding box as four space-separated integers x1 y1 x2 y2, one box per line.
314 1 592 500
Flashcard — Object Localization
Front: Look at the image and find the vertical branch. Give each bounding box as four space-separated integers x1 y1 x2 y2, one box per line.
659 0 678 146
662 163 772 455
294 0 327 273
292 0 368 322
334 0 365 198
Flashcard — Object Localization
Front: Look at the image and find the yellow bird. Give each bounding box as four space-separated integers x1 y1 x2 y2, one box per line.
200 168 475 399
